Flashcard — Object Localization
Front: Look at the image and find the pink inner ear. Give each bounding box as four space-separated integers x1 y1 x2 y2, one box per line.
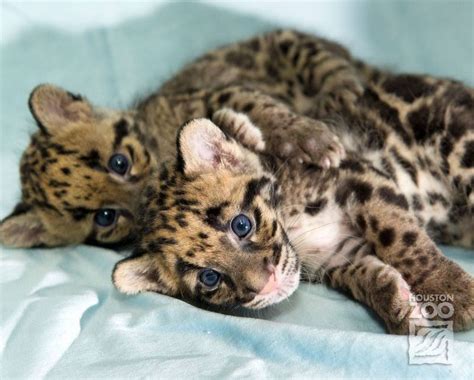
57 97 82 122
41 91 85 125
196 140 215 161
48 97 67 120
190 137 221 167
191 136 245 170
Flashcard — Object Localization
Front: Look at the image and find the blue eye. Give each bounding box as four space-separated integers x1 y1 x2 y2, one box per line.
199 269 221 288
94 209 117 227
231 214 252 238
108 154 129 175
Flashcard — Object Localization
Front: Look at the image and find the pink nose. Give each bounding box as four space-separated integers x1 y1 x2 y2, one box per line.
258 265 278 295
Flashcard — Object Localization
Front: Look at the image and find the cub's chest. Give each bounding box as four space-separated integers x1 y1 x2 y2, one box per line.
284 199 355 265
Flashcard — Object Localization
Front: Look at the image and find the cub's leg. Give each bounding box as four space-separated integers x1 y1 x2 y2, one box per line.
207 86 345 167
166 29 368 117
170 86 345 167
162 29 375 167
324 243 422 334
261 29 366 116
335 171 474 331
212 107 344 169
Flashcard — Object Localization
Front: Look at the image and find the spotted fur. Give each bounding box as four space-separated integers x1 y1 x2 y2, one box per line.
0 86 154 247
114 120 301 309
113 71 474 334
1 29 369 247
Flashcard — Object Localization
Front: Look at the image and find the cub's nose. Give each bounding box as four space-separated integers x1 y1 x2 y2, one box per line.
258 264 279 295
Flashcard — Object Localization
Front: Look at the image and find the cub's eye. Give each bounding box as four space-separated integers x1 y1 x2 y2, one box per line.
231 214 252 238
108 154 129 175
94 209 117 227
199 269 221 288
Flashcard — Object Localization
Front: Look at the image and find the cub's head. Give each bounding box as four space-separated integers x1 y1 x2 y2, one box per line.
0 84 155 247
113 119 300 309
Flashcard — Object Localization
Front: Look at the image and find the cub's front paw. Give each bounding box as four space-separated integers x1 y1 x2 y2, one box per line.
370 273 417 335
411 256 474 332
212 108 265 152
442 271 474 331
269 117 345 168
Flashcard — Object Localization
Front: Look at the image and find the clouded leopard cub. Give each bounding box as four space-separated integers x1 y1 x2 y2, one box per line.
113 75 474 334
1 30 354 248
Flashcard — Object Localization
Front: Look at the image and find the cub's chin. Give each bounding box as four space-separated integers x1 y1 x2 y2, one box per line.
243 250 301 310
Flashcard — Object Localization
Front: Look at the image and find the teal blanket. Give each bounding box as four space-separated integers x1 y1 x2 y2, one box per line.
1 2 473 378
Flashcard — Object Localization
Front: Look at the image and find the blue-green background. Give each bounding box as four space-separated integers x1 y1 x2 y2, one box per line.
1 1 473 378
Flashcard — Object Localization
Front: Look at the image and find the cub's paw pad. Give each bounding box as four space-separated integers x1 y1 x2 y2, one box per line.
270 119 345 168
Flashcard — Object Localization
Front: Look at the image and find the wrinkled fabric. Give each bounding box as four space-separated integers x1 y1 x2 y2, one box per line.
1 246 473 378
1 2 473 378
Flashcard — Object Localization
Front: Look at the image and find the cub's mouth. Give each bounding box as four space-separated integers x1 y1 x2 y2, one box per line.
243 247 301 309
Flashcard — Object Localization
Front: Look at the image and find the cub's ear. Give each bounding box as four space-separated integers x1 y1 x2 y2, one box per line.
112 255 166 295
0 203 49 248
176 118 262 177
28 84 93 135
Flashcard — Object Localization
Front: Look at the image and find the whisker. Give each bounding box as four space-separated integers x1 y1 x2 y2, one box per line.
272 157 290 178
283 212 305 232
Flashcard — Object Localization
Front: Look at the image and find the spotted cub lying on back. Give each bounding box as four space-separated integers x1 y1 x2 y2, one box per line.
113 91 474 334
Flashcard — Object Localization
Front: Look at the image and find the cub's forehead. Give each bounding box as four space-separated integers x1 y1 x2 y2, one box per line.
184 173 256 203
139 172 274 244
